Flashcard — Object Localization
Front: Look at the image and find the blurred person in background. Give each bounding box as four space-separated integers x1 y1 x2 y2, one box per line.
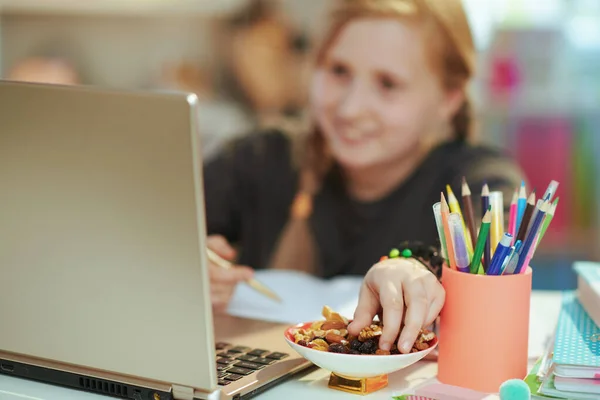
204 0 523 350
158 61 252 162
7 56 80 85
222 0 311 128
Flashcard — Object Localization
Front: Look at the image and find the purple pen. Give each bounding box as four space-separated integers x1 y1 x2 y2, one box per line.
449 213 470 273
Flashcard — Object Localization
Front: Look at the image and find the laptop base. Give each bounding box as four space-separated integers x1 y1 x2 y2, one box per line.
0 357 171 400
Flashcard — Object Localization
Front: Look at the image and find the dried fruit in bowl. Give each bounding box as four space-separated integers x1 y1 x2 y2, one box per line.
290 306 437 355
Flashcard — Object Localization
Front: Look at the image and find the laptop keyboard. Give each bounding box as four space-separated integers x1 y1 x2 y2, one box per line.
215 342 289 386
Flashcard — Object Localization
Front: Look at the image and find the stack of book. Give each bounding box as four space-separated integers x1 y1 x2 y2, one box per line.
526 262 600 399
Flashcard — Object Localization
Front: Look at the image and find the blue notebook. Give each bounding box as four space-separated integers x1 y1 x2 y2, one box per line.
552 292 600 378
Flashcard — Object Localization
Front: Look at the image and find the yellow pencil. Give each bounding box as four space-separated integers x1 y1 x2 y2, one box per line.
441 192 457 270
446 184 473 255
488 191 504 255
207 248 281 302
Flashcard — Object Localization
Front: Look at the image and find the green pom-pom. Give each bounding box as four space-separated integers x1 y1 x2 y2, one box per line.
401 248 412 258
499 379 530 400
389 248 400 258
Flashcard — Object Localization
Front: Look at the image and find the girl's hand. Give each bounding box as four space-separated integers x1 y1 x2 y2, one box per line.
348 258 445 353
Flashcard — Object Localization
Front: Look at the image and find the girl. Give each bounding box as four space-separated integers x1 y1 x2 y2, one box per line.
205 0 523 351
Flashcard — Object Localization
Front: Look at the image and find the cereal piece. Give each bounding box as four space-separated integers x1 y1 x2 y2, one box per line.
321 320 346 331
310 320 325 330
322 305 334 320
321 305 348 324
358 325 382 341
376 349 391 355
294 333 306 343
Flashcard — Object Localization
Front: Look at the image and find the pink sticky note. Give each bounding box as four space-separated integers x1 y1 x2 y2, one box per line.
416 383 491 400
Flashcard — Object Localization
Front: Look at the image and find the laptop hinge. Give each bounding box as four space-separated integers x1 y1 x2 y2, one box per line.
172 385 194 400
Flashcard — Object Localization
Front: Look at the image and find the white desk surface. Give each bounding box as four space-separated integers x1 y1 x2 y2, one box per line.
0 291 562 400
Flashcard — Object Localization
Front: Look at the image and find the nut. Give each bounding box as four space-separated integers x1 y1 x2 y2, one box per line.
294 333 310 343
310 338 329 351
420 329 435 342
311 329 325 338
414 341 430 351
376 349 391 355
325 331 346 344
358 325 383 341
321 320 347 331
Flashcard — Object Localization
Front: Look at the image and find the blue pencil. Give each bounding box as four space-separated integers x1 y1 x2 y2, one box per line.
515 181 527 234
515 201 548 274
481 183 490 271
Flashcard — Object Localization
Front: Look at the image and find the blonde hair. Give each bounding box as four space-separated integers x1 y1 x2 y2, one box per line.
268 0 476 274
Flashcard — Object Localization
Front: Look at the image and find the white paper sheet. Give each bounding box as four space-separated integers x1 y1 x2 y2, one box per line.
226 270 363 324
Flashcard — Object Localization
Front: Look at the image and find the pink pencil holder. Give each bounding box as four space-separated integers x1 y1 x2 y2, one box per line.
437 266 532 393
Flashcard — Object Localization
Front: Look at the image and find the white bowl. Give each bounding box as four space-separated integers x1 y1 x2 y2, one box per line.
284 322 438 378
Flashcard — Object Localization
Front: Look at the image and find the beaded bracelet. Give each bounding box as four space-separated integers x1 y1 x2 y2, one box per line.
379 241 444 280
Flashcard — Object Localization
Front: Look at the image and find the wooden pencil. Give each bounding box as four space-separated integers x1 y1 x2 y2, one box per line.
207 248 281 302
461 177 477 256
515 190 536 243
481 183 490 271
441 192 457 270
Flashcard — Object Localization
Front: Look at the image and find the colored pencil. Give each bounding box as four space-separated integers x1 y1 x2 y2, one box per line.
441 193 457 270
432 202 448 262
481 183 491 271
515 181 527 234
489 191 504 254
508 189 518 241
470 206 491 274
447 184 473 255
515 190 536 243
207 248 281 302
461 177 477 254
515 201 549 274
542 180 559 203
535 198 558 249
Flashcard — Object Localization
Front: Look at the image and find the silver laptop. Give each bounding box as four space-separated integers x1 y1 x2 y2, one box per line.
0 80 312 400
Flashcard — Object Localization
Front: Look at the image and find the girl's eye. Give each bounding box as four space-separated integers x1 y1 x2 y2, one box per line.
330 62 349 78
378 74 398 91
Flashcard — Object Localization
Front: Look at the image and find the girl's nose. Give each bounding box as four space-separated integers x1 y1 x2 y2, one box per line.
338 80 370 120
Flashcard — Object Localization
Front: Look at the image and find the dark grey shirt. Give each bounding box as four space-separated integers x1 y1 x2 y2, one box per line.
204 130 523 278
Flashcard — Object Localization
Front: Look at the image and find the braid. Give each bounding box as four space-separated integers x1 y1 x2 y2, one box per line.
451 97 472 141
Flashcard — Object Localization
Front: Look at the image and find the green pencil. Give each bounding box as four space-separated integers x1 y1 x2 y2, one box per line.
537 198 558 247
470 206 492 274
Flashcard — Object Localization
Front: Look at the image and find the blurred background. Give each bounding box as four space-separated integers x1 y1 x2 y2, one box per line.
1 0 598 290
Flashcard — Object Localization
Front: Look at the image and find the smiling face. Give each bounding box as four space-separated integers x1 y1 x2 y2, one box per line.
310 18 463 170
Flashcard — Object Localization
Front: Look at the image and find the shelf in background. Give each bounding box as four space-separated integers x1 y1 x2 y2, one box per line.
0 0 248 16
